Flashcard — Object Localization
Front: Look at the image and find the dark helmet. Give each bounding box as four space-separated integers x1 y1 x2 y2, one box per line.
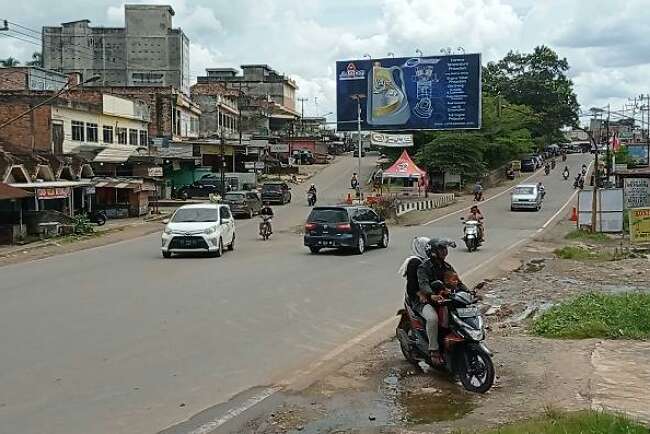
425 238 456 259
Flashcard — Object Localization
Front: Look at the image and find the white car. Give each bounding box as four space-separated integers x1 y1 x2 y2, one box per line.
161 204 235 258
510 184 543 211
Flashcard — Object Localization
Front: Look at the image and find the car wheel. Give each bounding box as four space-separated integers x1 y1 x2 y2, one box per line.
248 209 254 219
309 246 321 254
228 234 235 251
288 194 291 203
162 251 172 258
215 238 223 257
355 235 366 255
510 206 515 212
181 192 188 201
379 230 389 248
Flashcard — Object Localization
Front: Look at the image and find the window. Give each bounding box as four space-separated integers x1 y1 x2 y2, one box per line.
171 207 219 223
129 128 138 145
102 126 113 144
86 123 98 142
116 127 127 144
139 130 148 147
220 207 231 220
71 120 84 141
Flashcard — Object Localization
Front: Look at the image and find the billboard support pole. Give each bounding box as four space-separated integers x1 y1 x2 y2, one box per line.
351 93 366 203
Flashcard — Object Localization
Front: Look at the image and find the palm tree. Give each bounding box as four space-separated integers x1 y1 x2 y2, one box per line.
26 52 42 67
0 57 20 67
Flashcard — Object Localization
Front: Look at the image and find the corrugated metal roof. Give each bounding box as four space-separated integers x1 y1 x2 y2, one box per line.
0 182 33 200
92 147 137 163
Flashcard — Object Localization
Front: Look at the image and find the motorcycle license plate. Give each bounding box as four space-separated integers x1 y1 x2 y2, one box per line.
456 307 479 318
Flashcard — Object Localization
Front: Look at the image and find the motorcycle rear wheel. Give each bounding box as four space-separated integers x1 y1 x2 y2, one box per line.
457 343 495 394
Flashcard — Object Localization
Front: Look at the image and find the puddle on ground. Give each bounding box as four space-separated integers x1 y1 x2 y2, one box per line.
381 370 477 425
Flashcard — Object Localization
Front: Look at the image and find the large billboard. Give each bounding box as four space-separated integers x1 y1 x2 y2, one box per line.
336 53 481 131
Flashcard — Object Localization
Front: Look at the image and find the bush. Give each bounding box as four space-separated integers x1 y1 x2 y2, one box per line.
564 230 609 242
368 195 398 220
554 246 612 260
460 410 647 434
72 214 95 234
532 293 650 339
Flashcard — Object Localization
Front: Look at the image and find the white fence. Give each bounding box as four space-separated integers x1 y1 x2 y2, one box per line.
396 194 455 216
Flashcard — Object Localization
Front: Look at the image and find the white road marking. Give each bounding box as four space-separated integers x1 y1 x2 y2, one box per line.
424 168 544 226
186 386 282 434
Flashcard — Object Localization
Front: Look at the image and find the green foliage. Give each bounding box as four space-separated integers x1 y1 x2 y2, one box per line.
532 293 650 339
72 214 95 234
564 230 610 242
554 246 612 261
0 57 20 67
483 45 579 141
458 410 648 434
613 145 630 166
25 52 42 67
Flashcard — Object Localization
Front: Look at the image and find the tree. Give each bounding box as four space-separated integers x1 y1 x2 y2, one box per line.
483 45 579 143
26 52 42 67
0 57 20 67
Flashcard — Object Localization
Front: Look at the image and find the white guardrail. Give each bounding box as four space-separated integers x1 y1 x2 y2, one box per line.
396 193 455 216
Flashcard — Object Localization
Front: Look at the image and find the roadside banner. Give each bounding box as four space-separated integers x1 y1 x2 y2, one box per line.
624 178 650 208
629 207 650 244
578 188 624 233
369 132 413 147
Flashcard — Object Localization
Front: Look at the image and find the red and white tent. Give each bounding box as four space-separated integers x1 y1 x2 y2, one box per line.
382 150 427 179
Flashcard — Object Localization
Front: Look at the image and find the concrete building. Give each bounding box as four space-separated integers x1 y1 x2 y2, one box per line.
42 5 190 95
0 67 69 92
190 82 240 140
196 65 299 137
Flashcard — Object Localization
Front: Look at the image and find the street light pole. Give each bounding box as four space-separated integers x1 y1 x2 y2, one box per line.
350 93 366 199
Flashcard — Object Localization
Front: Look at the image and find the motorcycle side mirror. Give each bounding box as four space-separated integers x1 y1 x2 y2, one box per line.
161 219 169 224
460 217 465 221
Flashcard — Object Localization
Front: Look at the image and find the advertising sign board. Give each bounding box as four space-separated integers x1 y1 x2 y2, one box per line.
36 187 70 199
624 178 650 208
270 144 290 153
630 207 650 244
369 132 413 147
627 144 649 167
336 53 481 131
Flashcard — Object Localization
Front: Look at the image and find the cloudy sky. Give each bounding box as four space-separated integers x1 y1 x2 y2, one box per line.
1 0 648 124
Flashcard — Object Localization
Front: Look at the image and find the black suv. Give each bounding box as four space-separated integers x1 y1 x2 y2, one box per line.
261 182 291 204
304 206 389 254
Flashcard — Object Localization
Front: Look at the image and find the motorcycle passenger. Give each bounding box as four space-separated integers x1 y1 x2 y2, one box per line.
466 205 485 241
259 202 274 235
416 238 468 365
399 237 431 306
473 181 484 201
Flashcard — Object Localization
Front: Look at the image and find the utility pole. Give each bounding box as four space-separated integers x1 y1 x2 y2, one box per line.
298 97 308 135
605 104 611 178
350 93 366 201
220 126 226 197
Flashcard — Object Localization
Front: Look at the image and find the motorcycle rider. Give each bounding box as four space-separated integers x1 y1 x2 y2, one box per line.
416 238 468 365
466 205 485 241
563 166 570 180
537 181 546 199
259 202 274 235
544 163 551 175
473 181 484 201
350 173 359 189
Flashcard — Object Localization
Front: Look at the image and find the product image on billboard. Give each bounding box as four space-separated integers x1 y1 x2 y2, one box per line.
336 53 481 131
627 144 649 167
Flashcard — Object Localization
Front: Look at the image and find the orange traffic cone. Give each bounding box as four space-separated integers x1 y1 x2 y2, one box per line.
570 207 578 222
346 193 353 205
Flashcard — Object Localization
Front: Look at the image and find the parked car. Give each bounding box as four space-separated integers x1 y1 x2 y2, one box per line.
510 184 543 211
198 174 239 190
304 205 389 255
520 157 536 172
532 154 544 168
261 182 291 204
175 182 222 200
221 191 262 218
161 204 236 258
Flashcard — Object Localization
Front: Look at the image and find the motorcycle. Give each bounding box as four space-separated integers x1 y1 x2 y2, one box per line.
473 191 483 202
307 191 317 206
259 215 272 240
350 178 359 189
461 217 482 252
88 210 107 226
574 176 584 190
551 160 556 170
562 153 567 162
544 165 551 176
396 286 495 393
563 170 570 180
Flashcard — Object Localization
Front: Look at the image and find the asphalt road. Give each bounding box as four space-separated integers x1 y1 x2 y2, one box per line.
0 154 591 434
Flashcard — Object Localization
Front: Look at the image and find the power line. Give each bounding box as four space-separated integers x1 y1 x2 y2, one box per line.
0 32 40 47
5 20 41 35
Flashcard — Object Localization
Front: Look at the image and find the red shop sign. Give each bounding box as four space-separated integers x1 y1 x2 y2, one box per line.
37 187 70 199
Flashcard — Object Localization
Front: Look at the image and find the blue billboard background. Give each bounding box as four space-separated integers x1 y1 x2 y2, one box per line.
336 53 481 131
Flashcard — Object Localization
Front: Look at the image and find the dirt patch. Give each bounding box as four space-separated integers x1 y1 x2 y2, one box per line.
0 221 163 267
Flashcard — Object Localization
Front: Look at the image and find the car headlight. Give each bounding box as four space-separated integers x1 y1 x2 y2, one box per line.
163 227 172 235
204 226 217 235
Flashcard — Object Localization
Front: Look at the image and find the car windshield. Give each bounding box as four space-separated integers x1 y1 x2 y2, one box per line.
171 208 219 223
514 187 535 195
224 193 245 201
308 209 349 223
263 184 282 191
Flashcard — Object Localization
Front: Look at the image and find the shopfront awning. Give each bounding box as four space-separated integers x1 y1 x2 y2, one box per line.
0 182 33 200
94 179 156 192
93 147 138 163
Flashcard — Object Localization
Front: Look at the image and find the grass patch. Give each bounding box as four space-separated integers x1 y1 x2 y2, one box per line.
532 293 650 339
459 410 647 434
554 245 613 261
565 229 610 242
